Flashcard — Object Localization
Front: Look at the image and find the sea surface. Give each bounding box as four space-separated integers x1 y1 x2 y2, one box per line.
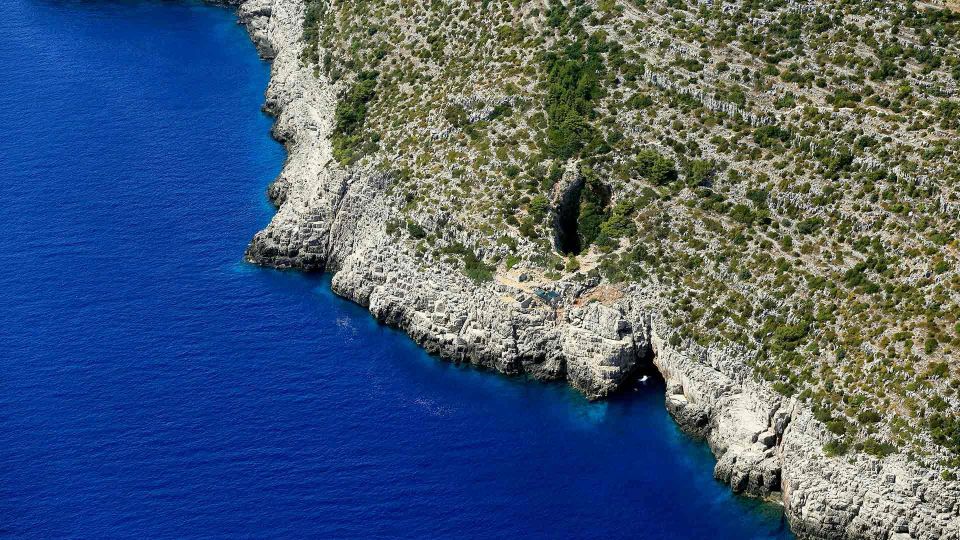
0 1 793 538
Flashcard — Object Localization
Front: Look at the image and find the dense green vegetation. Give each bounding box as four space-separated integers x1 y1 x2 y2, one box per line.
301 0 324 66
930 413 960 457
576 175 611 250
634 149 677 186
332 70 378 165
442 243 495 283
543 28 606 159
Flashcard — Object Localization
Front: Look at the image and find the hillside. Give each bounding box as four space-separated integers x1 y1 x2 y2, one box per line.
236 0 960 537
296 0 960 474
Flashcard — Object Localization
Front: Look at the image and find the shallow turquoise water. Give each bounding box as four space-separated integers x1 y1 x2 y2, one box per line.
0 1 792 538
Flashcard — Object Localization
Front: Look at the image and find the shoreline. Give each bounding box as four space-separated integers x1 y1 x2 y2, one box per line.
225 1 959 538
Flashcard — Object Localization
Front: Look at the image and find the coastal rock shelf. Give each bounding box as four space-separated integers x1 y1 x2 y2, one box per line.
227 0 960 538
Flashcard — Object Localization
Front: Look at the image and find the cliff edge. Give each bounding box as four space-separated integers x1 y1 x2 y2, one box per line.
228 0 960 538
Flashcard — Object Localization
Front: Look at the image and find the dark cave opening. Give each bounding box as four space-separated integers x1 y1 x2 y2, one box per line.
554 176 585 255
608 339 661 399
553 175 611 256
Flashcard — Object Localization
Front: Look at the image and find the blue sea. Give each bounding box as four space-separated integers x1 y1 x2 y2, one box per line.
0 1 792 538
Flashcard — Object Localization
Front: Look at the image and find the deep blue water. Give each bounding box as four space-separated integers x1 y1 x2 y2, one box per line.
0 1 793 538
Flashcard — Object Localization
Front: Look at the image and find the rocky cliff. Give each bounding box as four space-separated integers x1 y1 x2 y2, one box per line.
227 0 959 538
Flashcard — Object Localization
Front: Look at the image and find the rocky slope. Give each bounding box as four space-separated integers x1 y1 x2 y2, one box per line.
227 0 959 538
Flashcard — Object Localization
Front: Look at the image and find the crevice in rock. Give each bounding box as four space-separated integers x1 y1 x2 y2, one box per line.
552 173 613 256
553 175 585 255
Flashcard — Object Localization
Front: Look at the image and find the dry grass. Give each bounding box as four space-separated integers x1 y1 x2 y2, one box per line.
573 285 624 307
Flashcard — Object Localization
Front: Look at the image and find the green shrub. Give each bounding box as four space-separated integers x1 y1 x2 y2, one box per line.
406 220 426 239
929 396 948 412
927 362 950 378
529 195 551 221
796 217 824 235
577 179 610 250
518 218 537 239
823 439 849 457
444 104 468 127
929 414 960 454
442 243 494 283
753 125 791 148
599 198 637 238
635 149 677 185
826 419 849 435
827 88 862 108
730 204 754 225
463 254 495 283
773 381 796 396
685 160 714 187
332 71 379 164
860 438 897 458
746 188 768 207
626 93 653 109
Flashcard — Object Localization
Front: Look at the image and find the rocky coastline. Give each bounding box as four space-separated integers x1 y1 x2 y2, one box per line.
226 1 959 538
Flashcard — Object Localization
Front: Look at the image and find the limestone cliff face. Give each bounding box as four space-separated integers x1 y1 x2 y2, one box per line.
229 1 960 538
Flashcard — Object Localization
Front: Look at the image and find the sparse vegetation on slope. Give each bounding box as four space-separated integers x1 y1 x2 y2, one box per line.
300 0 960 473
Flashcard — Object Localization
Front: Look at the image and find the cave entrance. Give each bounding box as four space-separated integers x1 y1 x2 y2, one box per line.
554 178 584 255
611 338 662 398
553 176 611 256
